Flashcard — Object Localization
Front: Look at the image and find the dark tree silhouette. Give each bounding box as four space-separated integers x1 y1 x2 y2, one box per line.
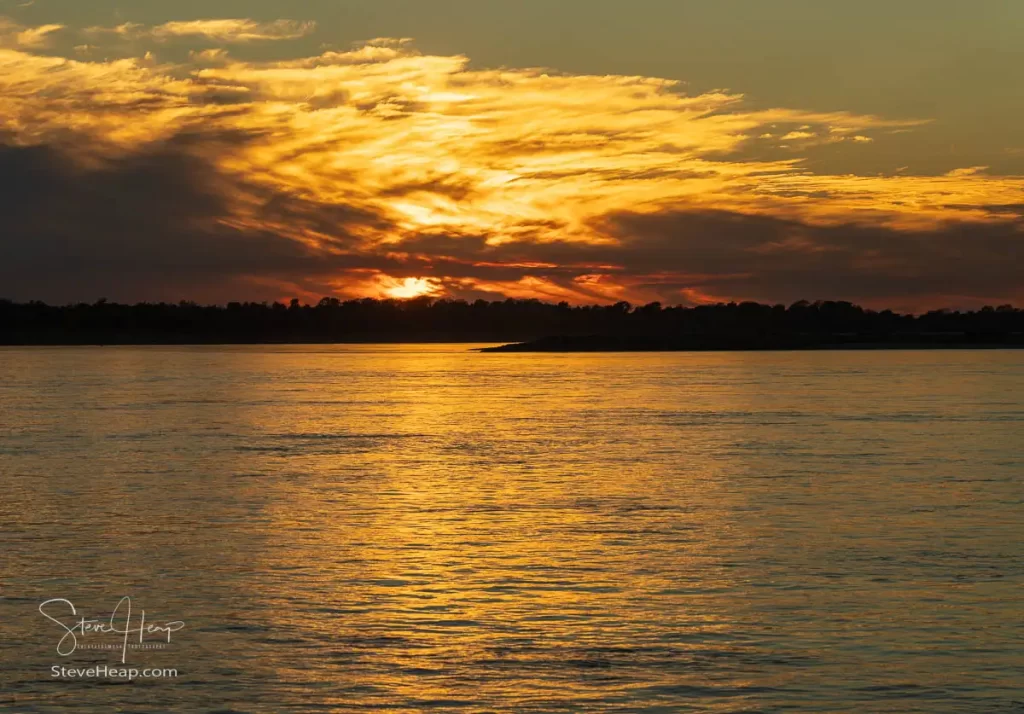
0 297 1021 348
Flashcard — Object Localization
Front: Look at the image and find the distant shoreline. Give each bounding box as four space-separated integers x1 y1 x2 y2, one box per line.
480 334 1024 352
0 337 509 347
4 298 1022 349
2 338 1022 350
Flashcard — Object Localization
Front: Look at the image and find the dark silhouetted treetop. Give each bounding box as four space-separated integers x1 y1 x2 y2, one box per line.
0 297 1021 347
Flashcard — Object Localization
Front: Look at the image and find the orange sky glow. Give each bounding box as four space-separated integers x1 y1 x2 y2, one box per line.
0 17 1021 309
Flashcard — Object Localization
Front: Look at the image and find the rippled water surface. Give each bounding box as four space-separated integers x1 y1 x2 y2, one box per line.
2 346 1023 713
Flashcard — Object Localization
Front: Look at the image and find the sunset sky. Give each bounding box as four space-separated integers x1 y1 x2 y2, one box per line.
1 0 1021 310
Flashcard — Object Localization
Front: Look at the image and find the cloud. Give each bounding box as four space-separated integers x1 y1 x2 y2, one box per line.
373 209 1023 309
15 23 63 48
592 209 1024 309
0 137 409 304
151 19 315 43
0 32 1020 308
84 18 315 44
0 17 64 48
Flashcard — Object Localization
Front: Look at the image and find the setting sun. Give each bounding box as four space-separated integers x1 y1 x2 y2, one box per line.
381 276 444 300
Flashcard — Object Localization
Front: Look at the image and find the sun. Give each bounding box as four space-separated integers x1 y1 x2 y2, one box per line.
381 277 444 300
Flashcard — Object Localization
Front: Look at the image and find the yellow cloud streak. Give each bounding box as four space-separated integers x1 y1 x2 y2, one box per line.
151 19 315 43
81 18 316 43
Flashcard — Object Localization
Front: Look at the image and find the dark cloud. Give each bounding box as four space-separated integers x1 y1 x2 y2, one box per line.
1 134 1021 309
599 210 1024 305
0 137 398 303
944 203 1024 217
396 209 1024 308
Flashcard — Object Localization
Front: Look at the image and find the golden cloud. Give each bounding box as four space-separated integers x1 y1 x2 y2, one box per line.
83 18 315 44
0 17 63 48
0 23 1021 307
152 19 315 43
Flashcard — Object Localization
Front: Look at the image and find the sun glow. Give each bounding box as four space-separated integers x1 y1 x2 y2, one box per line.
381 277 444 300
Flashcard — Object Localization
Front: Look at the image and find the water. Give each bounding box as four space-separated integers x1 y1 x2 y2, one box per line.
1 346 1022 713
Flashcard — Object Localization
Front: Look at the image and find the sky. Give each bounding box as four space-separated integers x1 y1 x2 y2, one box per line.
0 0 1021 310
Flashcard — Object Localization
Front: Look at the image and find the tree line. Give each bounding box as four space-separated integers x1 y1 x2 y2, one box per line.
1 297 1021 345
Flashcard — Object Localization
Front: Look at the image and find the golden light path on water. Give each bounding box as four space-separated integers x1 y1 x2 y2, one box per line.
2 346 1022 710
